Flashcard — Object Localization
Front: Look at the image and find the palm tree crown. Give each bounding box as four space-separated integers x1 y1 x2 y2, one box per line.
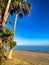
9 0 31 17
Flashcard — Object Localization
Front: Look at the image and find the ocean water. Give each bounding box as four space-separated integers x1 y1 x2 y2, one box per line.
14 46 49 53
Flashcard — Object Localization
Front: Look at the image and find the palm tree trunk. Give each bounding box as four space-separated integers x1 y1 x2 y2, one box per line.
7 14 18 59
14 13 18 34
7 49 12 59
2 0 12 27
0 0 12 60
12 13 18 40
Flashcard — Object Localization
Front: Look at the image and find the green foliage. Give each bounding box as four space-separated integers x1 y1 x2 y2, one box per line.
9 0 31 17
9 40 16 49
3 42 8 47
0 0 31 20
0 0 8 11
3 40 17 49
2 27 12 37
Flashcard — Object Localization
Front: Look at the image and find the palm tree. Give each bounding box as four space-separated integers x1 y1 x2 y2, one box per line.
7 0 31 59
8 0 31 38
0 0 13 60
0 0 31 60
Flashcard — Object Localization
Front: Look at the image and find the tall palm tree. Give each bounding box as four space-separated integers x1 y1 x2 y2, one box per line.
0 0 13 61
8 0 31 59
0 0 31 60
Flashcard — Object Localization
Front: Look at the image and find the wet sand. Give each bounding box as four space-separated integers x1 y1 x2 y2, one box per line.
13 50 49 65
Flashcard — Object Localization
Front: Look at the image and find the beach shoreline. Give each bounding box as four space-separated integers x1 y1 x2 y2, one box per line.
13 50 49 65
14 49 49 53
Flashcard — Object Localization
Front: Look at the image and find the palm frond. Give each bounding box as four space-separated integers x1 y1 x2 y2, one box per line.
9 40 16 49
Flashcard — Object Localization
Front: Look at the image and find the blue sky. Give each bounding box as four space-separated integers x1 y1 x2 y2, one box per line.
7 0 49 45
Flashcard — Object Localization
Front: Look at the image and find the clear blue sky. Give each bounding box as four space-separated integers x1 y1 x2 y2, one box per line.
6 0 49 45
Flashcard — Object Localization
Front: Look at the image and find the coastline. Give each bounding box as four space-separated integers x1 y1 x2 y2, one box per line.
14 49 49 53
13 50 49 65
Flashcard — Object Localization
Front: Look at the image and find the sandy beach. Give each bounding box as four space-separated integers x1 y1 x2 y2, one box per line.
13 50 49 65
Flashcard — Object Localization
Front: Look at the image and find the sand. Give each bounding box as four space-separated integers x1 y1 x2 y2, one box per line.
5 58 30 65
13 50 49 65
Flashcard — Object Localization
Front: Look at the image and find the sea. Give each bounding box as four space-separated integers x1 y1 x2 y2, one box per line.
14 45 49 53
